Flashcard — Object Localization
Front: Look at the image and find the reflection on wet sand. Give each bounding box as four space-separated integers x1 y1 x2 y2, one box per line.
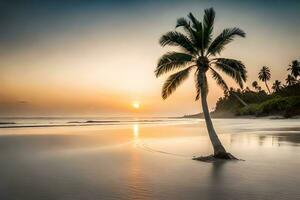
208 161 226 200
129 124 152 200
132 124 140 148
231 131 300 148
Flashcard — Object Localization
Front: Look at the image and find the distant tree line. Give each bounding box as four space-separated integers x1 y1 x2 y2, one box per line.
214 60 300 117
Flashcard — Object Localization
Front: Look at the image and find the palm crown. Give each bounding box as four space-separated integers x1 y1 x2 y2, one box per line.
155 8 247 100
252 81 258 89
258 66 271 93
286 74 296 86
251 81 261 91
258 66 271 82
272 80 282 92
287 60 300 79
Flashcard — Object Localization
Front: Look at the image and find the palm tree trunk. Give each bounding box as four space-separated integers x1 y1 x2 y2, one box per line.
200 73 227 157
265 81 271 94
230 92 248 107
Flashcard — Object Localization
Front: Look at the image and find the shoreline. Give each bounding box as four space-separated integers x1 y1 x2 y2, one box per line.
181 113 300 119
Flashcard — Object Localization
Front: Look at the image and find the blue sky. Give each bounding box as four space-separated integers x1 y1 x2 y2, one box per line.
1 0 299 48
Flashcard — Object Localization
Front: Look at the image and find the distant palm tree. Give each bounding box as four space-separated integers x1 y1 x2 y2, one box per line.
155 8 246 159
285 74 296 86
258 66 271 94
287 60 300 79
251 81 261 91
272 80 282 93
252 81 258 89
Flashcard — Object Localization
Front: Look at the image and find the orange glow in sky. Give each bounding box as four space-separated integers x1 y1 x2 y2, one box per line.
0 1 299 117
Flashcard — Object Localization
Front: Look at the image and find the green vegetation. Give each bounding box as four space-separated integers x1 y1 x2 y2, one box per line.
214 60 300 118
237 96 300 117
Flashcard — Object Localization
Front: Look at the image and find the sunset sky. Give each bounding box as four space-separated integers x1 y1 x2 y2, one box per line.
1 0 300 117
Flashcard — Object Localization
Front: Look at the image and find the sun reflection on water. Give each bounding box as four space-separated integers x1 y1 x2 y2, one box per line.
133 124 140 147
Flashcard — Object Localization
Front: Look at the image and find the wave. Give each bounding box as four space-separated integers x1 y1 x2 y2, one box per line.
0 123 118 129
0 118 198 129
68 120 121 123
67 119 171 124
0 122 16 125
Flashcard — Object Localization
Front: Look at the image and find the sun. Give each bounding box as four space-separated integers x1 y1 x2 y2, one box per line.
132 102 140 109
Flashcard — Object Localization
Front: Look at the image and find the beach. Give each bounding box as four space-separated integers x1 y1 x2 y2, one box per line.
0 118 299 200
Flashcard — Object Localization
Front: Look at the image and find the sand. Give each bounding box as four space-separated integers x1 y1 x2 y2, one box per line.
0 118 299 200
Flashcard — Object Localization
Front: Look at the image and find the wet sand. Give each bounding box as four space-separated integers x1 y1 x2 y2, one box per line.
0 119 299 200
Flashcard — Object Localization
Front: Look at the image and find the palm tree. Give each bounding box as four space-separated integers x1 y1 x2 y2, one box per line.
155 8 246 159
251 81 260 91
258 66 271 94
272 80 282 93
252 81 262 92
287 60 300 79
252 81 258 89
285 74 296 86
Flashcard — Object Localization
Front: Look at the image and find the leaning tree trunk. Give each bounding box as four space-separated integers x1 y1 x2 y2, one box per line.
200 73 227 157
230 92 248 107
265 81 271 94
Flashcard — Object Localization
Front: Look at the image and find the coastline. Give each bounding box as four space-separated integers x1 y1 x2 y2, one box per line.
181 112 300 119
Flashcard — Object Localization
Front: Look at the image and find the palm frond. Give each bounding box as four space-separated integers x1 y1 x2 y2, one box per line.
203 8 215 49
188 13 202 31
209 67 228 91
212 58 247 88
176 18 192 37
176 17 200 49
207 28 245 56
214 58 247 80
155 52 194 77
162 66 193 99
159 31 197 55
195 70 208 100
176 17 190 28
187 13 204 54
